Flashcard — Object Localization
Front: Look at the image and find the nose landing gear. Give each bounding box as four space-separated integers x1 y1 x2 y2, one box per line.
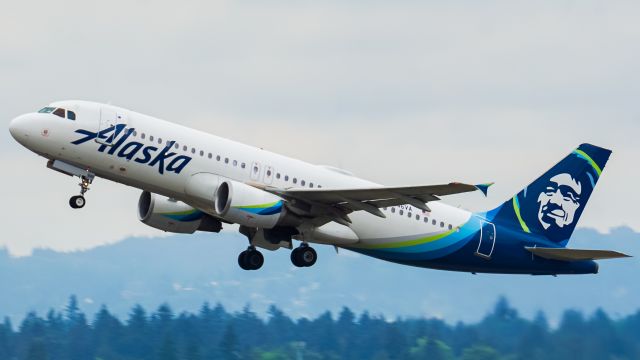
69 176 92 209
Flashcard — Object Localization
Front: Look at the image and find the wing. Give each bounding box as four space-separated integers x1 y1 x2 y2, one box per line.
258 182 485 226
525 247 631 261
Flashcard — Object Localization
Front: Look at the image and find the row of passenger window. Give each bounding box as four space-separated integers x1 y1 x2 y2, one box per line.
385 207 454 230
132 130 322 189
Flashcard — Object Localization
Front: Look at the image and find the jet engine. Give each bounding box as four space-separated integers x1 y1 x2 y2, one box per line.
214 180 288 229
138 191 222 233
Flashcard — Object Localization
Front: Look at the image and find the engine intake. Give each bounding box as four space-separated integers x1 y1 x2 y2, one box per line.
138 191 222 233
214 180 287 229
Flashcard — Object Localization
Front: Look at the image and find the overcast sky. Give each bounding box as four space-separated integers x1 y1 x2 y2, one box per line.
1 0 639 255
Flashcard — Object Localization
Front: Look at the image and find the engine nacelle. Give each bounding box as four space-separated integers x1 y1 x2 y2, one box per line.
214 180 286 229
138 191 222 234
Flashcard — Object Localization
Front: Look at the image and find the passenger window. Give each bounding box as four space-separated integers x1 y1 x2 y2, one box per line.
448 224 453 230
141 133 146 139
200 150 204 156
440 222 445 228
310 183 314 188
233 160 237 166
53 108 65 118
208 153 212 159
158 138 162 144
183 145 187 151
150 135 154 142
408 212 412 218
225 158 229 164
174 143 179 150
191 148 196 154
241 163 246 169
216 155 221 161
293 178 297 184
424 217 428 223
285 175 289 181
318 185 322 188
432 219 436 225
132 131 137 137
301 180 306 186
67 111 76 120
399 210 404 215
276 173 281 179
391 208 395 213
416 214 420 220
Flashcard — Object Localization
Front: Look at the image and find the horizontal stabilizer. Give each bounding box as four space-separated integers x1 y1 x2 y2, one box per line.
525 247 631 261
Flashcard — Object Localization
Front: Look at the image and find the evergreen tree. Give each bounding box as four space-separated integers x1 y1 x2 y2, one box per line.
219 323 239 360
93 305 123 359
335 307 356 357
0 317 14 359
63 296 92 360
124 304 152 359
266 305 295 346
19 312 47 360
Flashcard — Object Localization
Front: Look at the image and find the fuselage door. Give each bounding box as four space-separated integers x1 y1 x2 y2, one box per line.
97 108 127 145
264 166 274 184
250 162 261 181
476 220 496 259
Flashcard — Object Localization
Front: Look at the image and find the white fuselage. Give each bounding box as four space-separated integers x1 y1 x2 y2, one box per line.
9 100 472 248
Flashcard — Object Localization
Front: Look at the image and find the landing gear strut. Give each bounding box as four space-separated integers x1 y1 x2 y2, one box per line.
238 247 264 270
291 243 317 268
69 176 92 209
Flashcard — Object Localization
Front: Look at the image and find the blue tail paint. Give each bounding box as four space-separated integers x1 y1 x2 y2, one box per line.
488 143 611 246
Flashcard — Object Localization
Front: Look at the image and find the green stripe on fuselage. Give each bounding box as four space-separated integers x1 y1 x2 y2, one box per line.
357 228 458 250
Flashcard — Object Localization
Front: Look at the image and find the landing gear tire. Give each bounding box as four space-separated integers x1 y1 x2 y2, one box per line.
238 248 264 270
291 245 317 267
69 195 86 209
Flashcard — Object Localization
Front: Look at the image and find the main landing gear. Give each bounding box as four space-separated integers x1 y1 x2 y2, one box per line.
238 247 264 271
291 243 317 268
69 176 92 209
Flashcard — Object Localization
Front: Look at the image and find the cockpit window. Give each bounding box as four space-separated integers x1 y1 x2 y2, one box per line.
53 108 65 118
38 107 56 114
41 107 76 120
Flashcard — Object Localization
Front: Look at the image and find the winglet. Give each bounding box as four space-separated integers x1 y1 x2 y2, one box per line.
475 183 494 197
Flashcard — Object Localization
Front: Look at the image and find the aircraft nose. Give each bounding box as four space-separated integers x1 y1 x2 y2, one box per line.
9 114 33 144
9 115 23 140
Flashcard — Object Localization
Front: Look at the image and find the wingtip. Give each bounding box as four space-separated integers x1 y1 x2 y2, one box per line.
475 182 494 197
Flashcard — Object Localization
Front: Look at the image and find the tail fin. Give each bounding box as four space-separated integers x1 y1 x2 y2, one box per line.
489 144 611 246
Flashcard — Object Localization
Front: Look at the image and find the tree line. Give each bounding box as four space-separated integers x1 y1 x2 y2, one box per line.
1 296 639 360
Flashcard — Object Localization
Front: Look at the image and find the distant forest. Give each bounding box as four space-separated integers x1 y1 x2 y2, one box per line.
1 296 639 360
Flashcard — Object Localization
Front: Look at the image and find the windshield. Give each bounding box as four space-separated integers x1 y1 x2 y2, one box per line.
38 107 55 114
37 106 76 120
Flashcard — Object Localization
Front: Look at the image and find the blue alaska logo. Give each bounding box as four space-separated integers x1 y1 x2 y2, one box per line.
71 124 192 175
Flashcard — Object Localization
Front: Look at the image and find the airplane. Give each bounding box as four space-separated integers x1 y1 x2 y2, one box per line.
9 100 630 274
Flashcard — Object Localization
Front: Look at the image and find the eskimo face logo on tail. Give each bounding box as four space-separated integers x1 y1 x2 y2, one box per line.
71 124 192 175
537 173 582 230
